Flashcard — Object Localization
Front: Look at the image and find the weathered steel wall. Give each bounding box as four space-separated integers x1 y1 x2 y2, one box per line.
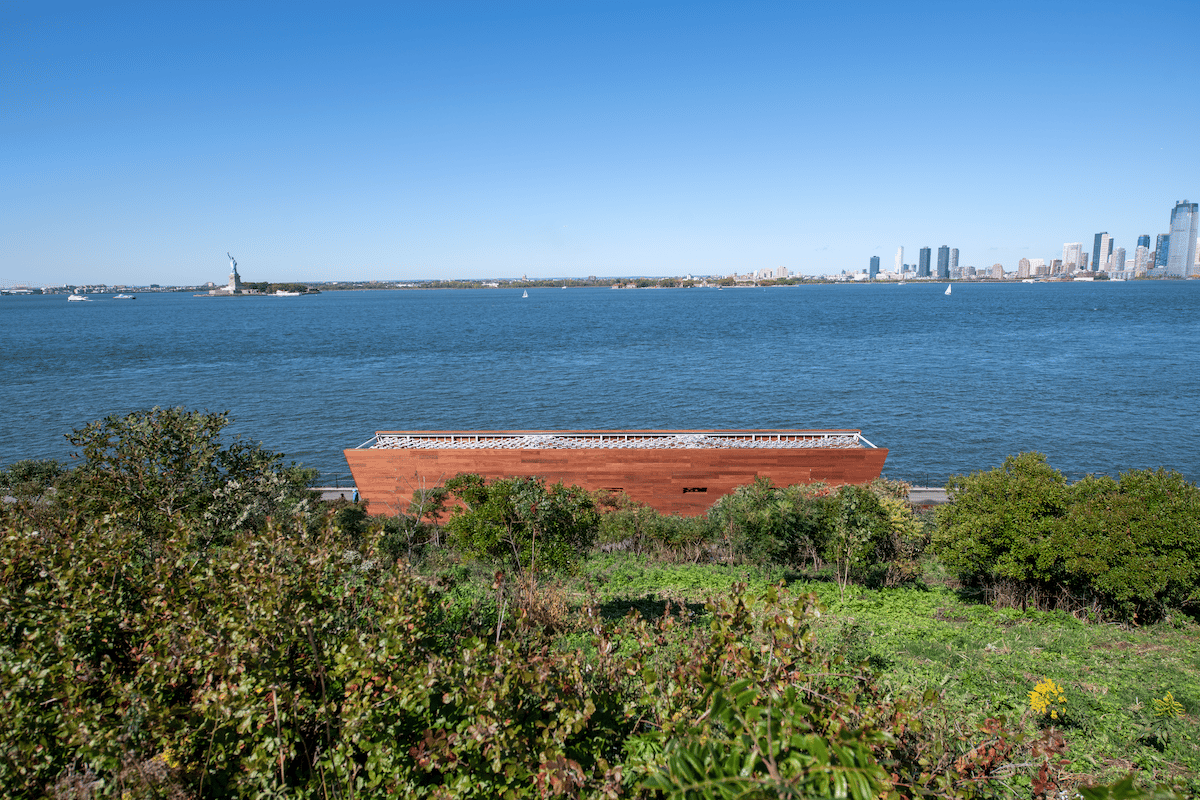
345 436 888 516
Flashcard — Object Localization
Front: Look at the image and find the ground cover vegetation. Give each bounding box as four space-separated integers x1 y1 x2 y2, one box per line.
0 410 1194 798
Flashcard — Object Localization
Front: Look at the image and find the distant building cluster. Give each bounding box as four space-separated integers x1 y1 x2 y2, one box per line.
863 199 1200 282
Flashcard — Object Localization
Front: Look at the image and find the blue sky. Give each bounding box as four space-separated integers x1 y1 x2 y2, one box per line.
4 0 1198 285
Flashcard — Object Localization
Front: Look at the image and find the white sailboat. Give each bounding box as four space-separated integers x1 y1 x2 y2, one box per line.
944 283 952 295
522 290 528 298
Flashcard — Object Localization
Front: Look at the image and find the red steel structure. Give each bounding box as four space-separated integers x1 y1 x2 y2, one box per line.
345 429 888 517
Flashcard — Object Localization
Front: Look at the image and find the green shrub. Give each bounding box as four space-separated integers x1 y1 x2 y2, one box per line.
57 407 317 547
826 484 894 596
936 454 1200 622
934 452 1070 589
4 417 1186 798
444 473 598 574
0 459 66 497
707 478 922 589
1056 469 1200 621
708 478 838 568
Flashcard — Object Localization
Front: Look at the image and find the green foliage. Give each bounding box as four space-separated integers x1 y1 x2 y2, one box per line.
378 480 448 563
936 453 1200 621
643 678 888 799
707 477 837 568
1055 468 1200 621
705 479 923 592
2 418 1193 799
934 452 1069 588
445 473 598 574
0 459 66 497
244 281 315 294
639 585 890 799
1077 775 1185 800
827 484 891 598
593 491 715 561
59 407 317 546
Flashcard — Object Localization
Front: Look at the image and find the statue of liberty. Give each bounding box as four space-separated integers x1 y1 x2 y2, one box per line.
226 253 242 293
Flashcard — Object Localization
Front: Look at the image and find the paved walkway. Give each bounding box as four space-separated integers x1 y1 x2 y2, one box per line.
314 487 358 502
312 485 949 506
908 487 949 505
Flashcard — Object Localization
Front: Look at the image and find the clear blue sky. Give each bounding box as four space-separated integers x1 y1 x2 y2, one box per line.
4 0 1197 285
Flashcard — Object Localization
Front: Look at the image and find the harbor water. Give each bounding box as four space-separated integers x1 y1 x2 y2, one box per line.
3 281 1198 486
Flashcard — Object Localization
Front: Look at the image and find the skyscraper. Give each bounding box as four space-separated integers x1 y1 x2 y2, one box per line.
1156 234 1170 268
1112 247 1126 276
936 246 950 279
894 246 904 276
1137 234 1150 249
1166 200 1199 277
1091 232 1112 271
950 248 959 276
869 256 880 279
918 247 931 277
1135 244 1150 275
1062 242 1083 269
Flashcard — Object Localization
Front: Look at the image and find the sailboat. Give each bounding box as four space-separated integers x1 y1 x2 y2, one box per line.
522 290 528 298
944 283 952 295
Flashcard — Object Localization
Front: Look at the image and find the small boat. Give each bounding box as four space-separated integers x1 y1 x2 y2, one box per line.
273 290 301 296
67 294 90 302
944 283 952 295
113 294 135 300
522 290 528 298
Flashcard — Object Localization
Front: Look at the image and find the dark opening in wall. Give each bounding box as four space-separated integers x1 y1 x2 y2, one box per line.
682 487 708 494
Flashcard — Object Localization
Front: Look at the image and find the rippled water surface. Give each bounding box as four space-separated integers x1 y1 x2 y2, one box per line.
4 282 1198 484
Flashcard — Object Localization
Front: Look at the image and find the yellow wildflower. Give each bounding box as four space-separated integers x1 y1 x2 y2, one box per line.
1153 692 1184 720
1029 677 1066 719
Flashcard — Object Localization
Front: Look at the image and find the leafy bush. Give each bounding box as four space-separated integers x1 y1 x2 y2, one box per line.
58 407 317 547
934 452 1070 590
444 473 598 574
593 491 716 562
936 454 1200 621
0 509 1176 798
1055 468 1200 621
706 478 923 590
707 477 838 568
3 416 1184 798
0 459 66 497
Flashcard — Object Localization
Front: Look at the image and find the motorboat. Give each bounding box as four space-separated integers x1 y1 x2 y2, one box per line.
113 294 136 299
67 294 90 302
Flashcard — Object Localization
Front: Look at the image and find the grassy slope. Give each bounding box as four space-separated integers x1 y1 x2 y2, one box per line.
575 553 1200 790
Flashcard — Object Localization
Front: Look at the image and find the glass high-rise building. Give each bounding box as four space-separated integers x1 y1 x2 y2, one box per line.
1091 232 1112 271
1166 200 1199 277
869 256 880 279
1135 245 1150 275
936 246 950 279
1137 234 1150 249
918 247 931 277
1062 242 1083 269
1156 234 1170 268
950 248 959 275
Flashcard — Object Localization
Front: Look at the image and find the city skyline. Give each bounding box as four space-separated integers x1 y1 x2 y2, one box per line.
5 1 1199 286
